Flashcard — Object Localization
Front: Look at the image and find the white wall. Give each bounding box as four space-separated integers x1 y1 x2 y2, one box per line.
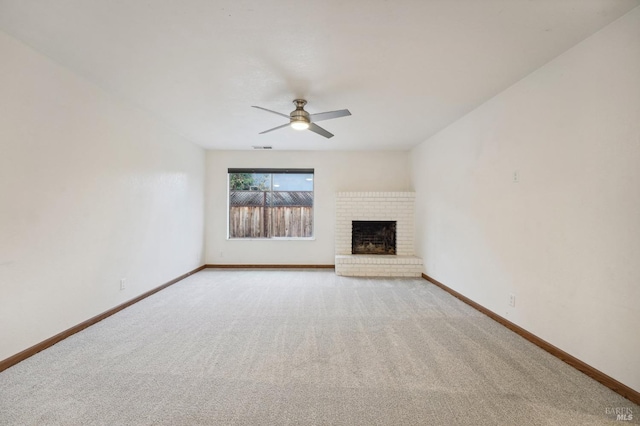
205 150 410 265
0 31 205 361
410 7 640 391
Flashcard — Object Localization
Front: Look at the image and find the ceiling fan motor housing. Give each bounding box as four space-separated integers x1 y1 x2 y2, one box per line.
290 99 310 125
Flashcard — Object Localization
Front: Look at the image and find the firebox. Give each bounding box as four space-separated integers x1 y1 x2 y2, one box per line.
351 221 396 255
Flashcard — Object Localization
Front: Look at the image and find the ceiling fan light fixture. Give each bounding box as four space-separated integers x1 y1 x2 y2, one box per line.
291 120 309 131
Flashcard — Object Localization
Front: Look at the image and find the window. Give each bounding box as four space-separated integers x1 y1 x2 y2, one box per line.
228 168 314 239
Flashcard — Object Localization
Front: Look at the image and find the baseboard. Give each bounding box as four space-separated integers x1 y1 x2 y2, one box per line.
0 265 206 373
205 264 335 269
422 273 640 405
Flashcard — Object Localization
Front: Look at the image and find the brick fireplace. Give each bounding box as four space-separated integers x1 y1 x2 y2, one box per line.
335 192 423 277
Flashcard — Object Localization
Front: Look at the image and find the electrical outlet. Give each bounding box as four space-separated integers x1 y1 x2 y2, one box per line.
513 171 519 183
509 293 516 307
219 250 224 258
120 278 126 291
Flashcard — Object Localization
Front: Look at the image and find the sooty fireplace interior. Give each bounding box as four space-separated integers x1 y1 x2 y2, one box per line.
352 221 396 255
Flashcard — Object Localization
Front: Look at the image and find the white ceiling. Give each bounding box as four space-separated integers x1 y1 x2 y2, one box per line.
1 1 638 151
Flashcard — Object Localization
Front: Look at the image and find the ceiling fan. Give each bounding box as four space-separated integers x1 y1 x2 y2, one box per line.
252 99 351 139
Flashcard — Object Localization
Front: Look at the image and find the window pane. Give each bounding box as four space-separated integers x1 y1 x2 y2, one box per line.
271 173 313 191
228 170 313 239
229 173 269 191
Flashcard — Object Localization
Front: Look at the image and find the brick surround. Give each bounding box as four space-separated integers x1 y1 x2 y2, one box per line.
335 192 423 277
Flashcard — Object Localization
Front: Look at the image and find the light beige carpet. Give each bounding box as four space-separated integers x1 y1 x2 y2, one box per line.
0 269 637 425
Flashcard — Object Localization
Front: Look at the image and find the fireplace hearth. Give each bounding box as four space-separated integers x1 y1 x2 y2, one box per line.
352 221 396 255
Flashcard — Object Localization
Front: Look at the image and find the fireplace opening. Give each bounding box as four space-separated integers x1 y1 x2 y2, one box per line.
352 221 396 255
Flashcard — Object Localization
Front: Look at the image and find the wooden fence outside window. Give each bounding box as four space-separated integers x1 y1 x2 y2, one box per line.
229 191 313 238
